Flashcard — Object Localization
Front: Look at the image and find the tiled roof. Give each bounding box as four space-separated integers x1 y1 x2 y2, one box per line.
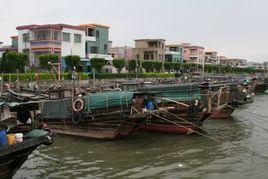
165 44 182 47
78 23 110 28
16 24 85 31
0 45 18 52
135 39 165 42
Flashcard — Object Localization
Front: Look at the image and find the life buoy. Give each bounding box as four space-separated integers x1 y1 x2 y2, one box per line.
72 98 84 112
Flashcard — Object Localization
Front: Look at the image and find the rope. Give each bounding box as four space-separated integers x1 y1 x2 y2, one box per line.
149 111 268 161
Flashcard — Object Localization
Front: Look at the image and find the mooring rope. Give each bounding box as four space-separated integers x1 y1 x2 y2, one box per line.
149 111 268 161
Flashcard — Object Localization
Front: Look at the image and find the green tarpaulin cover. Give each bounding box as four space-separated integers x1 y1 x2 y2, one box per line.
83 91 134 112
140 83 201 101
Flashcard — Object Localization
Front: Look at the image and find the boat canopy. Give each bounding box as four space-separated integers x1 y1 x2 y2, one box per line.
83 91 135 112
140 83 201 101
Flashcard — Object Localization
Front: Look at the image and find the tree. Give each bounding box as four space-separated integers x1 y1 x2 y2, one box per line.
128 60 137 73
152 61 162 72
91 58 106 73
39 54 59 69
113 58 125 73
64 55 81 71
142 61 154 72
2 52 28 73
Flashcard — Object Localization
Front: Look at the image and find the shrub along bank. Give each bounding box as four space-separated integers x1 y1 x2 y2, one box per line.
0 72 175 82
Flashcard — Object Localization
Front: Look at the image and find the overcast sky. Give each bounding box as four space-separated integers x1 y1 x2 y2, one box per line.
1 0 268 62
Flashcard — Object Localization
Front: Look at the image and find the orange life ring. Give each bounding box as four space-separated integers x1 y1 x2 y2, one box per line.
72 98 84 112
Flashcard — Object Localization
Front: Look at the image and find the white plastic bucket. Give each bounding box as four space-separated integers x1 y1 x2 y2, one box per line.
15 133 23 143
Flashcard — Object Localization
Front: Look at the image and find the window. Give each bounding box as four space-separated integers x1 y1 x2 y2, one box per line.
87 28 94 36
96 30 99 38
62 32 70 42
74 34 81 43
91 46 98 53
22 33 29 42
104 44 107 50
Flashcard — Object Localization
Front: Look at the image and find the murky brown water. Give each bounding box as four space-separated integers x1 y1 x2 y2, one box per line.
14 95 268 179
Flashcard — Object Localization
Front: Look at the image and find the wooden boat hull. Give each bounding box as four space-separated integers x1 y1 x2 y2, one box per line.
140 124 197 134
254 84 267 93
211 105 235 120
0 136 51 179
46 122 140 139
42 116 144 139
139 112 211 135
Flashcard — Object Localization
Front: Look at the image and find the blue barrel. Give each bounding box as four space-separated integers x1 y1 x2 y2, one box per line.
146 101 154 110
0 126 8 146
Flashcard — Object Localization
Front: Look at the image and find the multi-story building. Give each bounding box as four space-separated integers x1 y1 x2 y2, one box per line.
204 51 219 64
263 61 268 69
15 23 112 68
132 39 165 61
16 24 86 66
78 24 112 61
108 46 133 60
0 36 19 58
165 44 183 63
182 43 204 65
247 62 264 69
219 56 247 68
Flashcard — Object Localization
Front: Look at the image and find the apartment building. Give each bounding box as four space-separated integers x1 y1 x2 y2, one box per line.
182 43 204 65
15 23 112 68
132 39 165 61
165 44 183 63
204 51 219 64
263 61 268 69
78 24 112 61
219 56 247 68
0 36 19 58
247 62 264 69
108 46 133 60
16 24 86 66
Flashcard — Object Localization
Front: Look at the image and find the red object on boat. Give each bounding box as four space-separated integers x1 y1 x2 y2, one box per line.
139 124 197 134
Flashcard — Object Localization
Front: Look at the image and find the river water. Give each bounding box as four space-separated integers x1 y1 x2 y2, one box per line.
14 94 268 179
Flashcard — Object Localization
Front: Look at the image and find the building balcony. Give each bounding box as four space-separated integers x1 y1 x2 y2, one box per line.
86 53 113 61
85 36 96 42
30 40 61 51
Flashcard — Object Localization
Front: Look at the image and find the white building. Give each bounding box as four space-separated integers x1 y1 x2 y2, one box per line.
16 23 113 70
247 62 264 69
16 24 86 67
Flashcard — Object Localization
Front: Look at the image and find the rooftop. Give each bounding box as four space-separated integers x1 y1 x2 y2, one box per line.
165 44 182 47
78 23 110 28
16 24 85 31
135 39 165 42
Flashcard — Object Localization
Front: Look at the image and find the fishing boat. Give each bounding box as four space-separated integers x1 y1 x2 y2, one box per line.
40 91 150 139
199 82 239 119
138 83 211 134
0 102 52 179
0 132 52 178
252 78 267 93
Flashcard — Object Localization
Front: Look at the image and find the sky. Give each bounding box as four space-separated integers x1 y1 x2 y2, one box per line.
1 0 268 62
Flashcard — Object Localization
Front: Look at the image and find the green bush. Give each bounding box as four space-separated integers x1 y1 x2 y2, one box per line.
64 55 81 71
91 58 105 73
39 54 59 69
95 72 174 79
113 58 125 73
1 52 28 73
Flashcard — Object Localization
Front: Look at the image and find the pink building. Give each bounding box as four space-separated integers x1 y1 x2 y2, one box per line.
182 43 204 65
108 46 133 60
